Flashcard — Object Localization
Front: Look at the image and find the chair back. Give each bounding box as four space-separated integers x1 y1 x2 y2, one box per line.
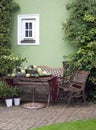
72 70 90 90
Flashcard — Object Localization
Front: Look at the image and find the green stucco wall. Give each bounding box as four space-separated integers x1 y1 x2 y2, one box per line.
12 0 75 67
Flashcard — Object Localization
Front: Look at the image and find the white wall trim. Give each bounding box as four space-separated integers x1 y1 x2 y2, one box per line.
17 14 40 45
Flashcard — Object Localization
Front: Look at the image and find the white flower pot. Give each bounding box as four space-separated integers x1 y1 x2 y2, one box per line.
5 99 13 107
14 98 20 106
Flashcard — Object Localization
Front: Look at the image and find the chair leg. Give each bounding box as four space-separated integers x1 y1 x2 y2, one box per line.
57 88 64 101
68 92 73 105
82 94 86 103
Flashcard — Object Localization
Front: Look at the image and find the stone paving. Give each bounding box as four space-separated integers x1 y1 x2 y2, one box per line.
0 102 96 130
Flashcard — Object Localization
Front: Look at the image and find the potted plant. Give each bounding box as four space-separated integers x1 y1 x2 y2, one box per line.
13 87 23 106
4 87 13 107
1 82 14 107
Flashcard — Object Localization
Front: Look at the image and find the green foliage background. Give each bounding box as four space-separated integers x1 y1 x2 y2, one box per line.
0 0 19 48
0 0 24 76
62 0 96 71
62 0 96 102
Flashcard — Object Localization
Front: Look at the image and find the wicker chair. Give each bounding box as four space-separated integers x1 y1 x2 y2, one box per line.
58 70 90 105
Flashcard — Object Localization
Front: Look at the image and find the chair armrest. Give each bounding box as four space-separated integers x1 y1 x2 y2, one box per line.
70 83 82 90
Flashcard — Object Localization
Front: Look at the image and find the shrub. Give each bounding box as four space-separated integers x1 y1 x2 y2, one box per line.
0 48 26 76
0 81 13 99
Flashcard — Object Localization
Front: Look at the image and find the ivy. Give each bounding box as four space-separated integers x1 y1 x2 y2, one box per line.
0 0 20 48
63 0 96 70
0 0 25 76
63 0 96 47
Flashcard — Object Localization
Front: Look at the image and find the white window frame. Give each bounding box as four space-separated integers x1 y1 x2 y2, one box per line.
17 14 39 45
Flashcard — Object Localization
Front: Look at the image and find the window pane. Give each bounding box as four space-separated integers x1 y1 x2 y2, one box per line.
29 31 32 37
25 31 28 37
25 23 28 29
29 23 32 29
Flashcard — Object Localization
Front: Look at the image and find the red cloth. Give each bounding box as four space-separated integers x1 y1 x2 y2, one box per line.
49 76 58 102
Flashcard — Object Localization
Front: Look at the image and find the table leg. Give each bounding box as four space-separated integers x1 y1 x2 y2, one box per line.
32 86 35 103
22 85 46 109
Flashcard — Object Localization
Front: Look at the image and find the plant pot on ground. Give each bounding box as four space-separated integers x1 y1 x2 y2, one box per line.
5 98 13 107
0 81 14 107
4 87 13 107
13 87 23 106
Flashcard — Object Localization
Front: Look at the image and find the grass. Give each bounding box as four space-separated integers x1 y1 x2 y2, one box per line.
30 119 96 130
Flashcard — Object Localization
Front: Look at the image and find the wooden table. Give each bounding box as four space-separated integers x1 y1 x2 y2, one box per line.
3 76 58 108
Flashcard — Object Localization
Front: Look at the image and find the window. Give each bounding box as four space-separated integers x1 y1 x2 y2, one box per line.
17 14 39 45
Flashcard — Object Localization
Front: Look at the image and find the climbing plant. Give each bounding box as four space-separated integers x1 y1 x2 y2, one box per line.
0 0 26 76
62 0 96 102
62 0 96 71
0 0 20 48
63 0 96 70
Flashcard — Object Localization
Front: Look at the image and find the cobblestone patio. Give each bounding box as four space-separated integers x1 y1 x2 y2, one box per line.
0 102 96 130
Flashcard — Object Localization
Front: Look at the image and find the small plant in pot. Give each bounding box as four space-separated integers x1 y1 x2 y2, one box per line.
13 87 23 106
4 88 13 107
0 82 14 107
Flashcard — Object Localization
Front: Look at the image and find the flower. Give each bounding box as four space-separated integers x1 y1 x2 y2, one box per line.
0 53 26 76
